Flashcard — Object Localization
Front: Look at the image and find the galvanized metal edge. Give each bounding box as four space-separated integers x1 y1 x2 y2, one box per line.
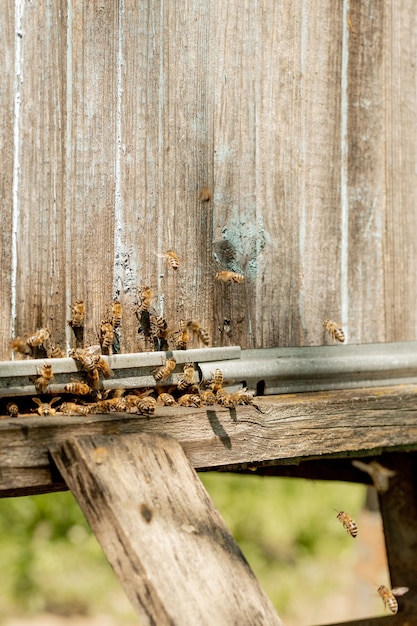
2 342 417 397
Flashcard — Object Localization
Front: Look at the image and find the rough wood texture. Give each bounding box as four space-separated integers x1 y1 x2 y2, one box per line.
51 432 283 626
1 3 417 357
2 384 417 497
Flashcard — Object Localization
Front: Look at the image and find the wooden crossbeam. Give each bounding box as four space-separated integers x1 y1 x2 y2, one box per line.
1 385 417 497
50 432 283 626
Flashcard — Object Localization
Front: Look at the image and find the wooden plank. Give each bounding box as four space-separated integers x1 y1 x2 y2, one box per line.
2 384 417 497
51 432 283 626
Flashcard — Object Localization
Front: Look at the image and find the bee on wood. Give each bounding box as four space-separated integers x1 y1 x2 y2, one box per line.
97 356 113 378
377 585 409 614
351 460 397 494
150 315 171 351
135 286 154 314
111 300 123 328
187 320 210 346
10 337 33 357
60 402 91 416
178 394 202 407
174 320 190 350
68 300 85 327
137 396 157 415
154 357 177 382
200 390 216 405
70 346 101 371
199 187 211 202
64 378 91 395
215 270 245 284
336 510 358 537
99 320 114 355
7 403 19 418
177 362 196 391
160 250 179 270
217 389 237 408
32 397 61 416
323 319 345 343
209 368 224 392
47 344 65 358
27 328 51 347
231 388 255 405
34 363 55 393
157 393 177 406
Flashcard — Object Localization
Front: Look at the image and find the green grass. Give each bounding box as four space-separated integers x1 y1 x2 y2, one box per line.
0 475 365 625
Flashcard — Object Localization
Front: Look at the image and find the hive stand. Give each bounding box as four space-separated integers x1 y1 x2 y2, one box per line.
1 384 417 625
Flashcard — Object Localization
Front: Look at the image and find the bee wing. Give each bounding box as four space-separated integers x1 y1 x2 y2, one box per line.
392 587 409 597
85 344 102 357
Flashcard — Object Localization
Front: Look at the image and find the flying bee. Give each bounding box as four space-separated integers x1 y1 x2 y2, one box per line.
209 368 224 392
7 403 19 418
27 328 51 347
157 393 177 406
336 510 358 537
68 300 85 327
200 390 216 405
177 362 196 390
174 320 190 350
187 320 210 346
154 357 177 382
199 187 211 202
377 585 409 614
323 319 345 343
64 378 91 395
111 300 123 328
351 459 397 494
47 344 65 358
10 337 32 357
178 394 202 407
215 270 245 284
34 363 55 393
32 396 61 416
159 250 179 270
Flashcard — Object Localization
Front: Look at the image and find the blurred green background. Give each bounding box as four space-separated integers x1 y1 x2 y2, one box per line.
0 474 384 626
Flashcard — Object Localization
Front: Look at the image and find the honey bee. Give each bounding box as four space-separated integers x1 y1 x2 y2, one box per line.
215 270 245 284
150 315 171 351
161 250 179 270
60 402 90 416
111 300 123 328
178 394 202 407
68 300 85 327
198 187 211 202
137 396 157 414
27 328 51 347
10 337 33 357
96 356 113 378
154 357 177 382
174 320 190 350
209 368 224 392
86 367 100 390
136 286 153 313
7 403 19 417
157 392 177 406
200 390 216 405
70 346 101 371
187 320 210 346
64 378 91 395
231 388 255 405
32 396 61 416
377 585 409 614
34 363 55 393
99 320 114 355
336 510 358 537
47 344 65 358
177 362 196 390
323 319 345 343
216 389 237 408
351 460 397 494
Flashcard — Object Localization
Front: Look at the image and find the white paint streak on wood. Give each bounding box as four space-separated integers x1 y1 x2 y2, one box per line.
340 0 350 342
11 0 25 344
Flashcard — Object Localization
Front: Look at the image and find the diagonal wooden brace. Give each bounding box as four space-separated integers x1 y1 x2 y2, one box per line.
50 432 283 626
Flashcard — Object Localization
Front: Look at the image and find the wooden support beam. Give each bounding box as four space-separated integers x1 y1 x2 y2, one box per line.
50 432 283 626
2 385 417 496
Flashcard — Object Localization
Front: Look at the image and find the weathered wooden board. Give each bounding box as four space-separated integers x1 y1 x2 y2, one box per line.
51 432 283 626
1 2 417 358
2 385 417 497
